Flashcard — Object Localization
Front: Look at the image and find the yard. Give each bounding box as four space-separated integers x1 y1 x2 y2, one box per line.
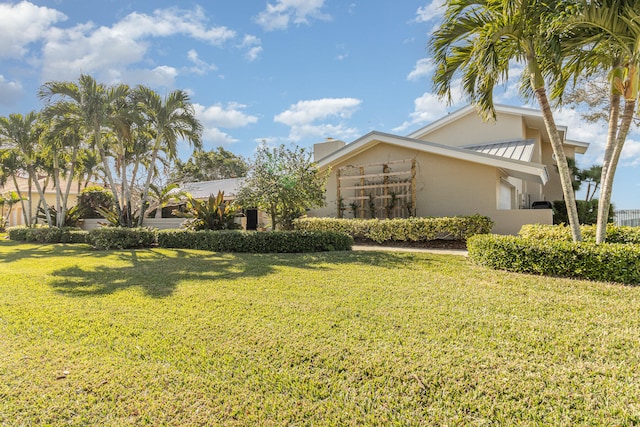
1 240 639 426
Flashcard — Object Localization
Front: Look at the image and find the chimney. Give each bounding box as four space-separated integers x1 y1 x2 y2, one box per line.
313 137 346 162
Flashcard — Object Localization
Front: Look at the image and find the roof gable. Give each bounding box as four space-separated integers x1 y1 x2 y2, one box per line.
317 131 549 184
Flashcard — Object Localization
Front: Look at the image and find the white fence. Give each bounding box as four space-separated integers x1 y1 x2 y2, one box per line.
614 210 640 227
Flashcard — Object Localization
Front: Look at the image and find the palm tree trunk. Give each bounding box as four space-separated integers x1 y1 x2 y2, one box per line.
137 138 162 227
28 168 52 226
12 175 29 226
62 147 79 224
533 87 582 242
596 98 636 243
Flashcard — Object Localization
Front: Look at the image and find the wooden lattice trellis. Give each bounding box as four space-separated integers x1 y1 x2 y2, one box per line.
336 159 417 219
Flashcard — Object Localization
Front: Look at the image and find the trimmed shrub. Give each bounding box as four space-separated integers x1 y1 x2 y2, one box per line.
468 234 640 285
77 186 114 219
7 226 88 244
88 227 156 250
519 223 640 244
293 215 493 243
157 229 353 253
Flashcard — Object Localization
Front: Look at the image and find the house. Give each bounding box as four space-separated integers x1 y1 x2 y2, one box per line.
307 104 589 235
0 176 91 227
179 177 269 230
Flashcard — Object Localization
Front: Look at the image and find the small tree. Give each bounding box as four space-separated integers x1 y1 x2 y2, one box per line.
171 147 249 182
236 144 328 230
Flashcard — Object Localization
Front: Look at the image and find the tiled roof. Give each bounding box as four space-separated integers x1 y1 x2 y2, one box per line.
180 177 245 199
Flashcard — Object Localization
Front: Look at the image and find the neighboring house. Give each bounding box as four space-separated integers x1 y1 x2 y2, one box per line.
179 177 269 230
0 176 91 227
308 104 589 235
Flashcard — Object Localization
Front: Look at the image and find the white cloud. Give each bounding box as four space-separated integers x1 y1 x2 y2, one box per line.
274 97 362 141
39 6 235 82
0 75 24 106
239 35 263 62
407 58 435 81
195 102 259 128
415 0 446 23
194 102 259 145
106 66 179 87
255 0 330 31
394 84 465 133
187 49 217 75
0 1 66 58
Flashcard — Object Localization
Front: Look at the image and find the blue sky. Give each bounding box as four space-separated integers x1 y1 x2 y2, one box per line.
0 0 638 208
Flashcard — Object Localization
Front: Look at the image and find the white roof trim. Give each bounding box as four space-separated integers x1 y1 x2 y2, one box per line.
407 104 590 153
318 131 549 185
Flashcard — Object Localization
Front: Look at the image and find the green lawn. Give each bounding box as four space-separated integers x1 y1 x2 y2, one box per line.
1 241 639 426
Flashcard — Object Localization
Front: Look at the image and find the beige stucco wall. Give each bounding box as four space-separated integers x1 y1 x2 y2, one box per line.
5 191 81 227
416 111 525 147
309 142 553 234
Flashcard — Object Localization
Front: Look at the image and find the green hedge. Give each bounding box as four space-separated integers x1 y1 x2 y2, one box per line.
157 229 353 253
7 226 88 244
552 199 614 225
519 223 640 244
293 215 493 243
87 227 157 250
468 234 640 284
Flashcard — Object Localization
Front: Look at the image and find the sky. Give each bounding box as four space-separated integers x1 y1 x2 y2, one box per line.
0 0 638 208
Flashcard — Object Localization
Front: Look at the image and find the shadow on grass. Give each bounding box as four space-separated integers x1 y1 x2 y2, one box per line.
46 248 420 298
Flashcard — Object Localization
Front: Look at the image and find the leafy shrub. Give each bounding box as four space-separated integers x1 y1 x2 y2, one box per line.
293 215 493 243
37 205 82 227
519 223 640 244
7 226 88 244
468 234 640 284
88 227 156 250
76 186 114 219
173 191 241 231
552 199 613 225
157 229 353 253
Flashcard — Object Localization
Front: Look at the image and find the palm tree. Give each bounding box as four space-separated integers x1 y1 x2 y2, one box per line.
0 112 53 226
0 148 30 225
430 0 583 241
561 0 640 243
133 86 202 226
39 74 130 225
148 182 186 218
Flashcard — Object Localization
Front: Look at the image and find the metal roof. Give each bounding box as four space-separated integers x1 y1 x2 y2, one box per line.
463 139 535 162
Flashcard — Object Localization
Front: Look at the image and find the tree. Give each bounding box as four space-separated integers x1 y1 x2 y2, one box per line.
578 165 602 202
560 0 640 243
171 147 249 183
0 112 53 226
133 86 203 226
236 144 328 230
148 183 185 218
431 0 583 241
39 74 130 224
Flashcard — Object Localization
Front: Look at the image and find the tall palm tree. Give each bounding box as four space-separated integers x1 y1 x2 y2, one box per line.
561 0 640 243
39 74 130 225
0 112 53 226
133 86 202 226
431 0 583 241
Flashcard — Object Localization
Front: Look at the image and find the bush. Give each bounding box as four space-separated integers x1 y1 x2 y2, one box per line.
7 226 88 244
293 215 493 243
468 234 640 284
552 199 614 225
76 186 114 219
88 227 156 250
519 223 640 244
157 229 353 253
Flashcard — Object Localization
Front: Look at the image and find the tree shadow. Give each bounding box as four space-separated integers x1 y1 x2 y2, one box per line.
47 248 418 299
0 240 109 263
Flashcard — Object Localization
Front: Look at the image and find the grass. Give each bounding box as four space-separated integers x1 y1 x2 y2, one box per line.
1 240 640 426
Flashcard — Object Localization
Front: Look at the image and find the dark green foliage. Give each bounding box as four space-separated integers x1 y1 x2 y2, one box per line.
37 205 82 227
157 229 353 253
7 226 88 244
76 186 114 219
88 227 156 250
171 146 249 182
552 199 613 225
468 234 640 284
519 223 640 244
293 215 493 243
173 191 241 231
